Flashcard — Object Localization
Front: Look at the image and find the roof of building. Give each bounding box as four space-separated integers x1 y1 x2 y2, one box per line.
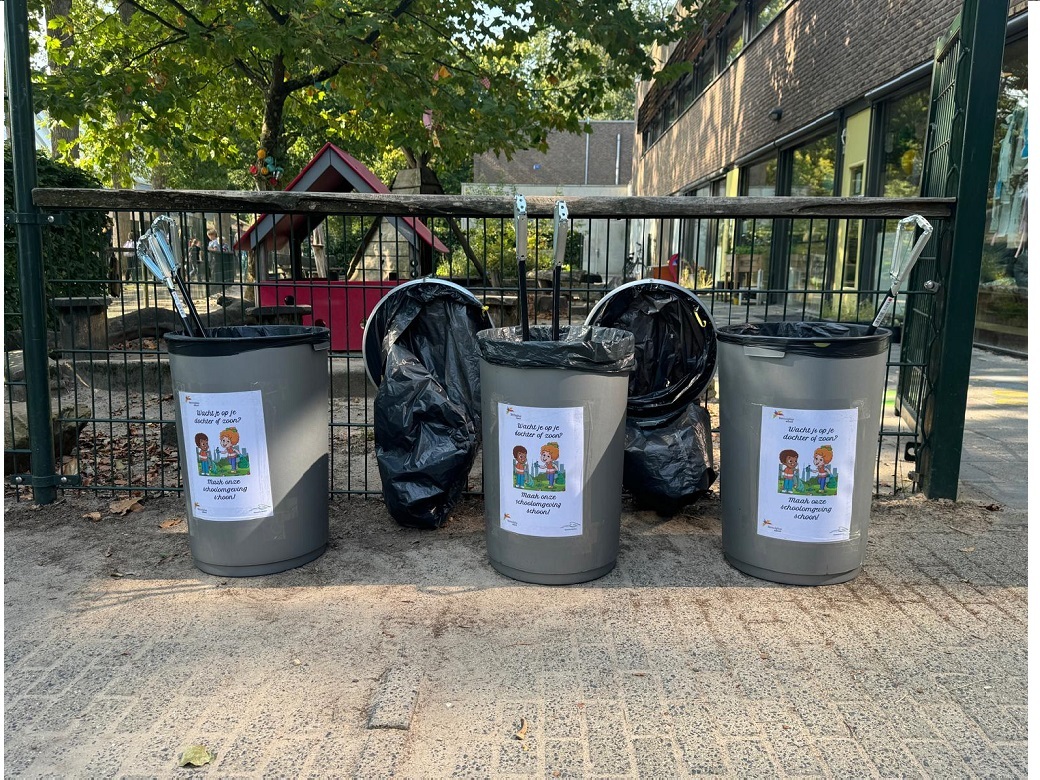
472 121 635 187
235 142 448 253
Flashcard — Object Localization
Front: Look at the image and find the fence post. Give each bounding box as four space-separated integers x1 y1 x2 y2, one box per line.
916 0 1009 499
5 0 57 503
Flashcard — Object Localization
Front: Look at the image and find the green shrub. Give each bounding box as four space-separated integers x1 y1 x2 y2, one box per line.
4 143 112 320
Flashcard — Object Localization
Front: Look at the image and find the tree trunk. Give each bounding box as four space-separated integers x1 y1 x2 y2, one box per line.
47 0 78 160
256 55 289 191
113 1 135 188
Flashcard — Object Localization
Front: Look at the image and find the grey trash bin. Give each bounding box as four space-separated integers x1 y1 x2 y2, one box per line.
478 325 635 585
166 325 331 576
716 322 891 585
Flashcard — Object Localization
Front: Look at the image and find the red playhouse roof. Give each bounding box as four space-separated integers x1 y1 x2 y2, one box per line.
235 142 449 254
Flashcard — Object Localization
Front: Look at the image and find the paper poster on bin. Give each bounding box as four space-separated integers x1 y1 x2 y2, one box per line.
179 390 274 521
498 402 584 537
756 406 858 542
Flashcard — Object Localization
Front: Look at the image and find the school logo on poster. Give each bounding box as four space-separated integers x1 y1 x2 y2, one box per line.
498 403 584 537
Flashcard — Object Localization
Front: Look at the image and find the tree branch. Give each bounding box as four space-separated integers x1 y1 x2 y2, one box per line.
284 64 347 93
127 32 190 65
121 0 183 35
232 56 265 85
363 0 417 44
156 0 210 31
257 0 288 25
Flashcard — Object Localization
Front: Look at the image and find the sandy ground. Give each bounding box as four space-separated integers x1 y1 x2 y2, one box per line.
3 488 1027 778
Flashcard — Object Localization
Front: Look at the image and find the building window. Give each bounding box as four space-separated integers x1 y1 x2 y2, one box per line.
678 73 695 113
850 164 865 197
843 163 865 289
696 46 716 94
787 133 839 299
663 93 677 128
866 85 929 294
752 0 787 36
721 11 745 68
734 158 776 292
978 34 1027 353
878 89 929 197
679 181 723 288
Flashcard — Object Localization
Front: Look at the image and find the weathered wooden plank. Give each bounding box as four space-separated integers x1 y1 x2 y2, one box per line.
33 188 955 220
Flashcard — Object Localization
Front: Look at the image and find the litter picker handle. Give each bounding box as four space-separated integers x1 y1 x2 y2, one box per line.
514 194 530 341
551 201 569 341
139 216 208 338
866 214 933 336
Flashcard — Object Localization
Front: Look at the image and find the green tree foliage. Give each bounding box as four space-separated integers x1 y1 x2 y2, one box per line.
35 1 711 190
3 144 112 321
438 216 586 281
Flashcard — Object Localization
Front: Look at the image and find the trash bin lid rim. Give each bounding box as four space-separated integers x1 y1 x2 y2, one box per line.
716 323 892 343
584 278 718 333
583 278 718 406
362 276 494 388
164 325 331 355
164 325 331 342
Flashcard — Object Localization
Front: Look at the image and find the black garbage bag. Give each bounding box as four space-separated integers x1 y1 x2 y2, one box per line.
477 324 636 372
624 403 717 515
585 281 718 511
372 281 490 529
588 281 716 416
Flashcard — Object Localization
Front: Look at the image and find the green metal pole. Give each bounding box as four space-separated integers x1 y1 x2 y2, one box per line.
919 0 1009 499
5 0 57 503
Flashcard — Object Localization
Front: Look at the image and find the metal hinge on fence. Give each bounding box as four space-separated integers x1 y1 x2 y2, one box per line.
4 211 69 226
8 473 82 488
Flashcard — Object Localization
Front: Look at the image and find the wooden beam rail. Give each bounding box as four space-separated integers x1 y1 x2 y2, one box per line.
34 189 956 220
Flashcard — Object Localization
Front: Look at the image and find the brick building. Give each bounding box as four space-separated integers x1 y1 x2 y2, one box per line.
632 0 1028 353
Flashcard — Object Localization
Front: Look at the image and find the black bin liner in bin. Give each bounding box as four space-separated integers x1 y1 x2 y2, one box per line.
363 280 492 529
716 321 890 357
477 324 636 372
585 280 718 514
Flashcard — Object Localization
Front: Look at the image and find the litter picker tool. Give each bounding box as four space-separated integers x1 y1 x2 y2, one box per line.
865 214 933 335
551 200 569 341
138 216 207 338
514 194 531 341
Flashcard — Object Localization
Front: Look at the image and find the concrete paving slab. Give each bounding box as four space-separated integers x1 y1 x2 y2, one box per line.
3 487 1026 779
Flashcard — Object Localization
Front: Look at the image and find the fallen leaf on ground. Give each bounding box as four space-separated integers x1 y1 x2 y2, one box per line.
159 518 184 529
178 745 215 767
109 497 143 516
82 512 102 522
514 717 528 741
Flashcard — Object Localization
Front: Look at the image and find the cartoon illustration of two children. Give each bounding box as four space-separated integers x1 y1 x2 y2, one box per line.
512 441 563 491
778 445 835 494
195 427 244 476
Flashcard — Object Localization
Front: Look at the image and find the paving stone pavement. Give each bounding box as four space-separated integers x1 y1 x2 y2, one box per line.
3 484 1026 779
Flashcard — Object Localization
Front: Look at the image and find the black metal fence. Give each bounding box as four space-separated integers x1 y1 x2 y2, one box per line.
5 189 954 502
